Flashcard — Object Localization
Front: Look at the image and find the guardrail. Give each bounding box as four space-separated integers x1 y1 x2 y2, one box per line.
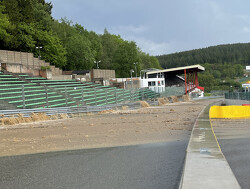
0 102 142 117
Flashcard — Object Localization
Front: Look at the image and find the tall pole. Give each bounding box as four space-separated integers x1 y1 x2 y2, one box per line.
130 69 134 88
94 60 101 69
36 46 42 59
134 62 138 77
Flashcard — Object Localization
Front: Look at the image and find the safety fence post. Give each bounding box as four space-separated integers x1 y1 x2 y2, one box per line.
105 89 108 105
115 87 117 104
22 84 25 109
45 86 49 108
130 89 132 102
94 88 97 105
142 88 144 100
65 86 68 106
81 87 84 106
123 88 125 102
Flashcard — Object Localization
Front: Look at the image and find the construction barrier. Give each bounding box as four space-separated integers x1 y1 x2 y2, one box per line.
210 105 250 119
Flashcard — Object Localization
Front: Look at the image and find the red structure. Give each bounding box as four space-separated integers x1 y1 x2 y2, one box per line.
184 67 203 95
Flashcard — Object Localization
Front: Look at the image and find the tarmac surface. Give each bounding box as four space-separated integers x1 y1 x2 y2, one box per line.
212 119 250 189
0 139 188 189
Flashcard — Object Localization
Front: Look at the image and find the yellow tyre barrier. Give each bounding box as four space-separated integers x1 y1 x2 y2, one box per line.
210 105 250 119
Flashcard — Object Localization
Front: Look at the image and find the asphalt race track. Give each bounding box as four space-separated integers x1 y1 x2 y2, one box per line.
0 139 188 189
213 119 250 189
217 138 250 189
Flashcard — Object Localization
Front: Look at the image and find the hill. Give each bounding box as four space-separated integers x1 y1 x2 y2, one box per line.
156 43 250 92
156 43 250 68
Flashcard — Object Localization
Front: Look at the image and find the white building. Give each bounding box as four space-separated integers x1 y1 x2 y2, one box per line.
140 68 165 93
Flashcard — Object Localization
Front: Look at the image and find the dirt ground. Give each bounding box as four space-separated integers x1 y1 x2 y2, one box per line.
0 100 217 157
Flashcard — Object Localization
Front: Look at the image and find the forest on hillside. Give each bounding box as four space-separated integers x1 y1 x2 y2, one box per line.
156 43 250 92
0 0 161 77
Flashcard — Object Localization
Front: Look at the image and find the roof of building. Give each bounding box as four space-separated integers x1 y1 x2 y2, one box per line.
72 70 90 75
141 68 162 72
146 64 205 75
197 86 205 91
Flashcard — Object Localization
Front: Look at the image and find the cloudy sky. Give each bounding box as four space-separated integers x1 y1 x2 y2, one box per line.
49 0 250 56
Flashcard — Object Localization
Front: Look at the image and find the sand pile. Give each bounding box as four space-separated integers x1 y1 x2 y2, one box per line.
157 98 169 105
122 106 128 110
98 110 114 114
170 96 179 103
0 113 68 126
182 95 191 102
139 101 150 107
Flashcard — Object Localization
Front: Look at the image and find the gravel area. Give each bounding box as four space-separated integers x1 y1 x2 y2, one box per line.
0 100 217 157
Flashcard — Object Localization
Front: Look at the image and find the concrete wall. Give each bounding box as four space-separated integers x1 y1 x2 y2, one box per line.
110 78 140 89
91 69 115 80
4 63 40 76
52 75 72 80
0 50 69 80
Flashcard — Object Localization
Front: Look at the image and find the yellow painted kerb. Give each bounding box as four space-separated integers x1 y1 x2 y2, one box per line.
210 105 250 119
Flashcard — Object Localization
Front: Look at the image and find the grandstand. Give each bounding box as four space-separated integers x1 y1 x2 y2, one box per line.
0 71 159 110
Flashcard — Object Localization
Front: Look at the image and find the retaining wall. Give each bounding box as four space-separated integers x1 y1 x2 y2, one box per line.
0 50 63 78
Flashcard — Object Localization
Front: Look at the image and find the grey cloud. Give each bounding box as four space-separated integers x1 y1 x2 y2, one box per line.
49 0 250 55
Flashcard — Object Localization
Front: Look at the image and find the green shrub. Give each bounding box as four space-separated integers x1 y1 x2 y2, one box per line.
41 66 51 71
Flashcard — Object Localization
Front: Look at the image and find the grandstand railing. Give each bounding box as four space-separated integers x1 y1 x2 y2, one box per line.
0 84 160 110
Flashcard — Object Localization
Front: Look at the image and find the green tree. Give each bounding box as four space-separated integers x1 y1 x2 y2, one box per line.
112 41 139 77
139 52 162 70
0 3 13 48
65 34 94 70
198 73 215 92
101 29 119 69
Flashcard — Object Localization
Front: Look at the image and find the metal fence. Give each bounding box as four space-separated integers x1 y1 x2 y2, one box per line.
0 80 189 118
225 92 250 101
211 90 228 96
0 84 160 110
154 86 185 98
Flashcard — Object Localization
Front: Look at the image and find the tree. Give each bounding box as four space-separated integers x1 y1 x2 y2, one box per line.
35 29 66 68
198 73 215 92
2 0 34 24
65 34 94 70
139 52 162 70
0 3 13 48
112 41 139 78
52 19 95 70
100 29 119 69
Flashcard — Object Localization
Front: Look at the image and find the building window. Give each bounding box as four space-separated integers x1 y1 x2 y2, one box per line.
161 81 164 85
148 81 156 86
